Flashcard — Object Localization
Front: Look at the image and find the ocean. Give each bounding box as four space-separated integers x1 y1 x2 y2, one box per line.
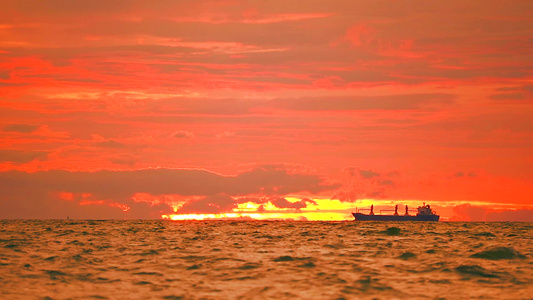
0 220 531 299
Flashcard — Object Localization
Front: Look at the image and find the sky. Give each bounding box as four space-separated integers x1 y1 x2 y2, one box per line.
0 0 532 221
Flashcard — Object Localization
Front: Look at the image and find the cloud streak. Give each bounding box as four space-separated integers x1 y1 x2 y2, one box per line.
0 166 339 218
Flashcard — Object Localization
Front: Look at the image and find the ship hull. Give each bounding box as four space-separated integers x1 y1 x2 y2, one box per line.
352 213 439 221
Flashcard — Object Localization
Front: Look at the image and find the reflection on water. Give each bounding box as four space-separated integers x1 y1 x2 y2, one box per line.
0 220 531 299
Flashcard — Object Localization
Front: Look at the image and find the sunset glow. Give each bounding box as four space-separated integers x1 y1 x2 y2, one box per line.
0 1 532 221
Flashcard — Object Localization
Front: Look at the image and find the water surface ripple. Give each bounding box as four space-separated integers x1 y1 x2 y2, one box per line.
0 220 531 299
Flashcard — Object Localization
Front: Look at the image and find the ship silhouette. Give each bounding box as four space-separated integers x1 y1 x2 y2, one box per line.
352 204 440 221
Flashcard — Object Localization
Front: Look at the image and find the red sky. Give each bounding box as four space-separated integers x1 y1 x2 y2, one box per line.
1 0 532 221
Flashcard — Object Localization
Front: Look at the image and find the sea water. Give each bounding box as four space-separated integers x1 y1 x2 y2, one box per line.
0 220 531 299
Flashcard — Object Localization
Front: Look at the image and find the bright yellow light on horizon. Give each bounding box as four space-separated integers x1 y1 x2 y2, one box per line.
162 211 350 221
162 213 262 220
161 198 516 221
163 198 361 221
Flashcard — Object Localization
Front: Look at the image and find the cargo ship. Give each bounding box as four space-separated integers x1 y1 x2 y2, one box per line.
352 204 439 221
